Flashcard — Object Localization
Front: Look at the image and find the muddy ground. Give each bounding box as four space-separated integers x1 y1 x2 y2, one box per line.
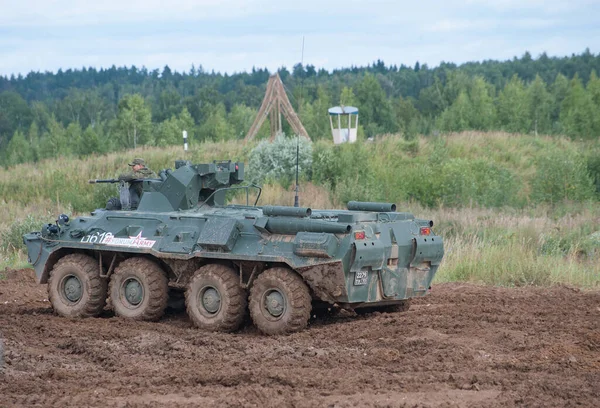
0 269 598 408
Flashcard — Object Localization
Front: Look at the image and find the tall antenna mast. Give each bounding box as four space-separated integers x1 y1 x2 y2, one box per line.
294 36 305 208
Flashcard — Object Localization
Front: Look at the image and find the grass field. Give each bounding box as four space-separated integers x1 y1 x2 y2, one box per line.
1 133 598 288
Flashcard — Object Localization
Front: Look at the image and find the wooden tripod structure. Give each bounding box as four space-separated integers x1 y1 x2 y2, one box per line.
244 73 310 142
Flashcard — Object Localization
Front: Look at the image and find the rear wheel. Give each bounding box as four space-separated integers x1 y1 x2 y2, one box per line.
185 264 247 332
249 267 311 335
48 253 107 318
109 258 168 321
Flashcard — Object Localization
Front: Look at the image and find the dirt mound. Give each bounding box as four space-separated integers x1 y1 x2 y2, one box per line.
1 271 599 407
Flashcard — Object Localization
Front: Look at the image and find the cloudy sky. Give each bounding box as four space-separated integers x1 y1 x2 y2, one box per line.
0 0 599 76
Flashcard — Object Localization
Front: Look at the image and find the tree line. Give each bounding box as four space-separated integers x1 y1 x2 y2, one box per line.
1 49 600 166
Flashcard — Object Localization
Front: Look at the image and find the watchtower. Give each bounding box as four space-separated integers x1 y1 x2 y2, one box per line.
328 106 358 144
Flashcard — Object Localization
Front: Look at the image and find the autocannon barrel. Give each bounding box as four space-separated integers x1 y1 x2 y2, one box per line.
262 205 312 217
88 179 119 184
265 218 351 234
347 201 397 212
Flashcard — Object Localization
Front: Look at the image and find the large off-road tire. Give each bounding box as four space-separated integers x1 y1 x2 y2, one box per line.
249 267 311 335
185 264 247 332
47 253 107 318
109 258 168 321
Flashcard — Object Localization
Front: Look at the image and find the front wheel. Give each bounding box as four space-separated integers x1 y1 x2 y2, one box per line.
48 253 107 318
185 264 247 332
109 258 168 321
249 267 311 335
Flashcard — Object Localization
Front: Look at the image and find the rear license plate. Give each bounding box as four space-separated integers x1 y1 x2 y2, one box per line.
354 270 368 286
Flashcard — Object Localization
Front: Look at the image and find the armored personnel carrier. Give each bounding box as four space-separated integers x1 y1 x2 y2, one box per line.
23 160 444 335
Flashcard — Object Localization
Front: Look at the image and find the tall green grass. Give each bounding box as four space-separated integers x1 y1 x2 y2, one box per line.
0 132 598 288
422 204 600 288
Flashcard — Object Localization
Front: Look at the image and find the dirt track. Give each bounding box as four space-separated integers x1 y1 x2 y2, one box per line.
0 269 598 408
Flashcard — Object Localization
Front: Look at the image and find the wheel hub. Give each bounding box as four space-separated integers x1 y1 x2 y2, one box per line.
201 287 221 314
265 290 285 317
123 278 143 306
63 275 82 303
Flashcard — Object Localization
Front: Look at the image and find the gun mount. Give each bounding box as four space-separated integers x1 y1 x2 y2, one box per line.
90 160 247 212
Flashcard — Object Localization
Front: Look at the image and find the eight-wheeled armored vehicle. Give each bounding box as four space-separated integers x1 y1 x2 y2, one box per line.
23 160 444 335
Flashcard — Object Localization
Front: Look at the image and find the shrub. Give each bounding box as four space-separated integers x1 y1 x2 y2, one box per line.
247 133 312 187
402 159 520 208
532 148 595 204
0 214 53 252
585 151 600 195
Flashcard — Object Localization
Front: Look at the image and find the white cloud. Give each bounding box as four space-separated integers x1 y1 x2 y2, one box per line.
424 17 558 33
0 0 596 76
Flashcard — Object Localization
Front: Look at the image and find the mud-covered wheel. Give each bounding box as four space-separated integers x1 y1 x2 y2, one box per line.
185 264 247 332
48 253 107 318
109 258 168 321
249 267 311 335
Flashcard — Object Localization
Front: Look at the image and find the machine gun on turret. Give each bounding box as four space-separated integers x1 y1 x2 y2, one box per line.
90 160 256 212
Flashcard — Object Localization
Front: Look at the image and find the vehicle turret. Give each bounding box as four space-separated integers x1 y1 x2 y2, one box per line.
89 160 245 211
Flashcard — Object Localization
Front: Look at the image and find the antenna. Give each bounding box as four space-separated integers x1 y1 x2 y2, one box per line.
294 36 305 208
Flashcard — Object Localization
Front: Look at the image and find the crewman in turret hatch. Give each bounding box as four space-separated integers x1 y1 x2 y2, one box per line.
116 158 158 209
119 158 157 197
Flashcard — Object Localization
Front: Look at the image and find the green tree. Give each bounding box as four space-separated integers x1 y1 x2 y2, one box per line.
417 76 446 117
354 73 397 136
497 75 530 133
5 130 33 165
39 116 70 159
302 86 331 140
560 75 595 139
339 87 358 106
438 91 471 132
153 86 182 122
229 104 257 139
198 103 230 141
586 70 600 136
551 73 569 130
116 94 153 148
526 75 553 135
78 125 104 156
57 88 86 126
0 91 32 145
468 76 496 130
155 107 195 146
27 122 40 162
393 96 420 139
